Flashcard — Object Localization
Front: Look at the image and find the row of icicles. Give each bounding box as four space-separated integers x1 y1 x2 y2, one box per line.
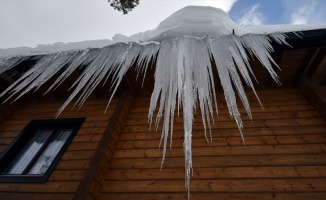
0 33 289 199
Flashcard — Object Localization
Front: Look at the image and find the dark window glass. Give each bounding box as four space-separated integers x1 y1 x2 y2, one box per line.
0 118 85 183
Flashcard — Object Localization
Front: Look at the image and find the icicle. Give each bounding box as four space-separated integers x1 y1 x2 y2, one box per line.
57 44 128 116
148 36 219 198
135 43 160 86
0 52 81 102
56 42 143 116
0 56 31 75
240 34 282 85
44 49 100 94
208 36 244 142
149 39 178 167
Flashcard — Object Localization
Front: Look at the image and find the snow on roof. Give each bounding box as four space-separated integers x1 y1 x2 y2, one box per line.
1 5 325 58
0 39 113 58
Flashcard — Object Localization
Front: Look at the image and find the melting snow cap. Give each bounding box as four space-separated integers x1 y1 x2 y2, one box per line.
148 6 239 41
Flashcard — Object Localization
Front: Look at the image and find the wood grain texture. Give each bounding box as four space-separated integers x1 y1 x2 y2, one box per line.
98 88 326 199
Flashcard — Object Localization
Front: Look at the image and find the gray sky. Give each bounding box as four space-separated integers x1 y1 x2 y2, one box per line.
0 0 236 49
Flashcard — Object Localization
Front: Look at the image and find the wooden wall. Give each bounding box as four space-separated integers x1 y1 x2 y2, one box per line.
0 97 117 200
98 88 326 200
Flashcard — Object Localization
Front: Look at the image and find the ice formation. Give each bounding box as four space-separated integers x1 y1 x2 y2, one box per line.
1 5 323 199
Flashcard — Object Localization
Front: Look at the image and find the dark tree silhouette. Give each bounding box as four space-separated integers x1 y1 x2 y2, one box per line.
108 0 140 14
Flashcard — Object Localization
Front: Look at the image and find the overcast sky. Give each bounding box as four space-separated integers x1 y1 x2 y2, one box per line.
1 0 326 49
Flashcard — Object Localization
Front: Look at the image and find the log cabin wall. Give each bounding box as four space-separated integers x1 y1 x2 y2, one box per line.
0 96 118 200
96 88 326 200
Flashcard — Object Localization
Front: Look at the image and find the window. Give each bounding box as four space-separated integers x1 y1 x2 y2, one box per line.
0 118 85 183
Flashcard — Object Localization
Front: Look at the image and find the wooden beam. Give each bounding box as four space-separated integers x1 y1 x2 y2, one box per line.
300 48 326 80
0 102 19 124
74 89 134 200
123 75 135 94
299 77 326 120
312 55 326 84
300 48 321 79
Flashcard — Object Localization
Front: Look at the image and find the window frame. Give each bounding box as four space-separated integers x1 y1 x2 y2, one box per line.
0 117 85 183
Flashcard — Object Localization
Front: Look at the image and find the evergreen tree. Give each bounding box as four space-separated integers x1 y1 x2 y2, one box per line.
108 0 140 14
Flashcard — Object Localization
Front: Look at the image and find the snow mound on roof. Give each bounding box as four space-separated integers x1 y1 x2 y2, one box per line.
147 6 238 41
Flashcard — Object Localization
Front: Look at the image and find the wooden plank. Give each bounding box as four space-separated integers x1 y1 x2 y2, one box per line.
1 115 110 126
107 154 326 169
12 106 115 115
66 142 100 151
72 134 103 143
119 126 326 140
116 134 326 149
97 192 326 200
4 113 111 124
122 118 326 133
0 193 74 200
132 88 304 101
131 89 306 104
18 99 118 109
75 127 107 135
0 181 80 193
0 127 107 138
104 166 326 180
48 170 85 181
131 96 310 108
1 125 323 144
61 151 94 160
112 144 326 159
126 110 321 122
0 119 110 132
55 160 90 170
129 104 315 114
100 178 326 193
7 112 112 121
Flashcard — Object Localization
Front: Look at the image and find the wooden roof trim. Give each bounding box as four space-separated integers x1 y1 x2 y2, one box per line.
300 49 326 77
312 55 326 84
273 29 326 51
296 48 320 83
299 77 326 120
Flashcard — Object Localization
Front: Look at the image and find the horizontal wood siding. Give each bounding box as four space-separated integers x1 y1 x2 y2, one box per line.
98 89 326 200
0 98 117 200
